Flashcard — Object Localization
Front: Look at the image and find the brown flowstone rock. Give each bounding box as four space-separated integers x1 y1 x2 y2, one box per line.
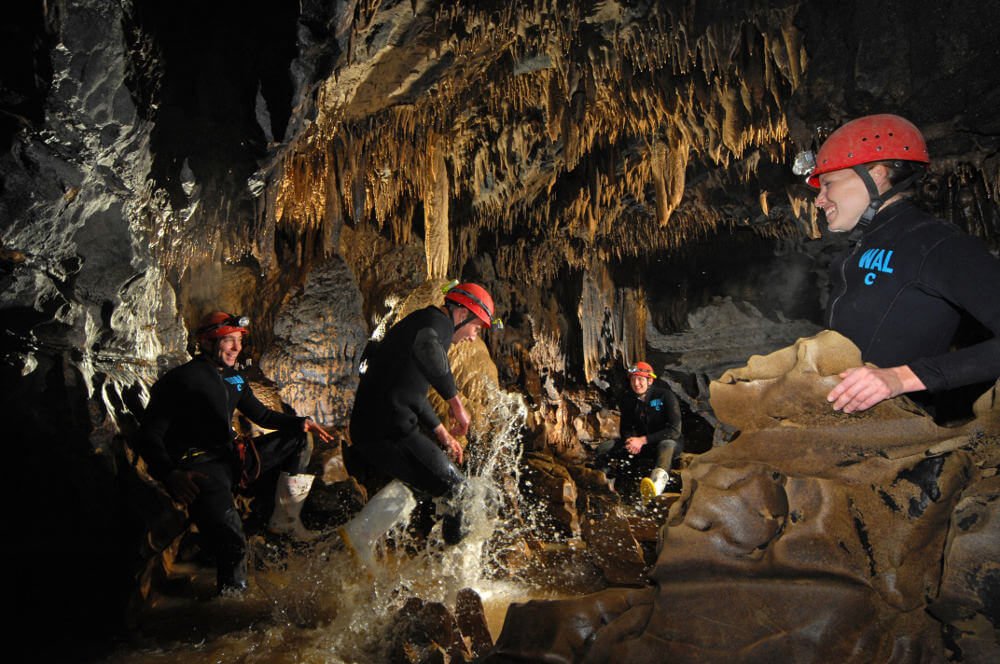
456 588 495 658
579 495 647 586
258 254 369 426
484 587 655 663
929 475 1000 662
521 451 581 538
391 596 473 664
479 332 1000 663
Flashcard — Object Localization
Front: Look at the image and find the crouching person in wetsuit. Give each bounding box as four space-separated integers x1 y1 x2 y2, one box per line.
137 312 334 593
341 282 502 568
594 362 682 504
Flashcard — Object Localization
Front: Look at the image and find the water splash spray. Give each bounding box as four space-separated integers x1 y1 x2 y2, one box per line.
243 380 531 662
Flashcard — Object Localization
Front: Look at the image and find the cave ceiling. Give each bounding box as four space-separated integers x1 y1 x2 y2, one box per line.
118 0 1000 288
3 0 1000 379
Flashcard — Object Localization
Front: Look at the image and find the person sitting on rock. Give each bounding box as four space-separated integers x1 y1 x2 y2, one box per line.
137 311 334 594
341 282 502 567
806 114 1000 413
593 362 683 503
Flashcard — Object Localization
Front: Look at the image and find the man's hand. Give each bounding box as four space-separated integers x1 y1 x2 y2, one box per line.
303 418 334 444
434 423 464 464
625 436 647 455
164 469 207 506
827 365 925 413
447 395 471 437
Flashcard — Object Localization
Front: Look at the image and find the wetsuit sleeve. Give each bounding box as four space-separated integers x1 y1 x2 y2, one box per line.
136 378 180 481
412 326 459 401
645 388 682 444
908 234 1000 391
237 386 306 431
618 394 638 439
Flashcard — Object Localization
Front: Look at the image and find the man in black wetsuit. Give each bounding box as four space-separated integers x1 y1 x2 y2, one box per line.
138 312 334 593
807 114 1000 412
343 282 502 557
594 362 683 503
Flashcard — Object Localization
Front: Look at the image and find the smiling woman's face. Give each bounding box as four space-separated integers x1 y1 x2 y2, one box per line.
814 167 874 233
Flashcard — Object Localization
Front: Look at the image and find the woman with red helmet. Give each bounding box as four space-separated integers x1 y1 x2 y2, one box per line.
807 114 1000 413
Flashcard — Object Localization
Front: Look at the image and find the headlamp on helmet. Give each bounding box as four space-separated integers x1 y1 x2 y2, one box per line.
196 312 250 342
628 362 656 379
792 150 816 178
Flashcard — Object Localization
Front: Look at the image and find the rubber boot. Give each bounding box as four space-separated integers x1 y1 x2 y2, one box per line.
441 512 466 545
338 480 416 571
640 467 670 504
268 472 320 540
216 507 250 594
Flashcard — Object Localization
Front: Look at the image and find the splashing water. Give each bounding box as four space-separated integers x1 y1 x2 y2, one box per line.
106 382 545 663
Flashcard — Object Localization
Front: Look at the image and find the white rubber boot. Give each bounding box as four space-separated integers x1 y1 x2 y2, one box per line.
338 480 417 571
268 472 320 540
640 467 670 504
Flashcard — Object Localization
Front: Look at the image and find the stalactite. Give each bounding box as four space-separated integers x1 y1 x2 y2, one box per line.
787 189 821 239
323 147 343 255
651 139 671 227
721 81 747 157
423 139 450 278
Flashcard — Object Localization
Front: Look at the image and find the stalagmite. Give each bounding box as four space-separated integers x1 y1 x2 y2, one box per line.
578 268 613 384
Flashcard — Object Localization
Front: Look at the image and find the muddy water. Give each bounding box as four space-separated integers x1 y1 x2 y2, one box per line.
105 541 566 663
102 386 580 663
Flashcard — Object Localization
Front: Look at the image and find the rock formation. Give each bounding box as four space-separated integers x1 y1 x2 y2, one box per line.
483 332 1000 663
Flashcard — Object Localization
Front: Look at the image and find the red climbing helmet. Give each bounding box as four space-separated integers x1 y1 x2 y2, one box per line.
807 114 929 187
628 362 656 379
196 312 249 342
444 281 502 329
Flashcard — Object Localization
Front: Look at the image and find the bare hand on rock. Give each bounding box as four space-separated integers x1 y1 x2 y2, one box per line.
827 365 924 413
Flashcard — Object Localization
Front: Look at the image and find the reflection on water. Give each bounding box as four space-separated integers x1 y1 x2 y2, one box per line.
104 385 580 663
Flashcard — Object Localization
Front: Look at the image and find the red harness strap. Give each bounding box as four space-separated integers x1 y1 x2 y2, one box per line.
234 435 261 489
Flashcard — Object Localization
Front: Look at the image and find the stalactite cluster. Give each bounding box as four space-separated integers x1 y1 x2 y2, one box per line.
273 0 810 287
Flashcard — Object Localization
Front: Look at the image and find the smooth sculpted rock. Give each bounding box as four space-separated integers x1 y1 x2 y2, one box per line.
481 331 1000 663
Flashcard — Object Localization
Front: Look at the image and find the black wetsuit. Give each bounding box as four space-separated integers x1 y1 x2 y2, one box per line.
349 306 464 500
827 200 1000 392
596 384 683 491
619 383 682 448
138 354 310 590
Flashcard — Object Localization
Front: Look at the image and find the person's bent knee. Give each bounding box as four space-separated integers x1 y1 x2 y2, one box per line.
284 431 313 474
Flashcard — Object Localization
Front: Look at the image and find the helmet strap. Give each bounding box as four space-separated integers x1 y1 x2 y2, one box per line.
851 164 923 234
851 165 884 230
453 311 479 334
